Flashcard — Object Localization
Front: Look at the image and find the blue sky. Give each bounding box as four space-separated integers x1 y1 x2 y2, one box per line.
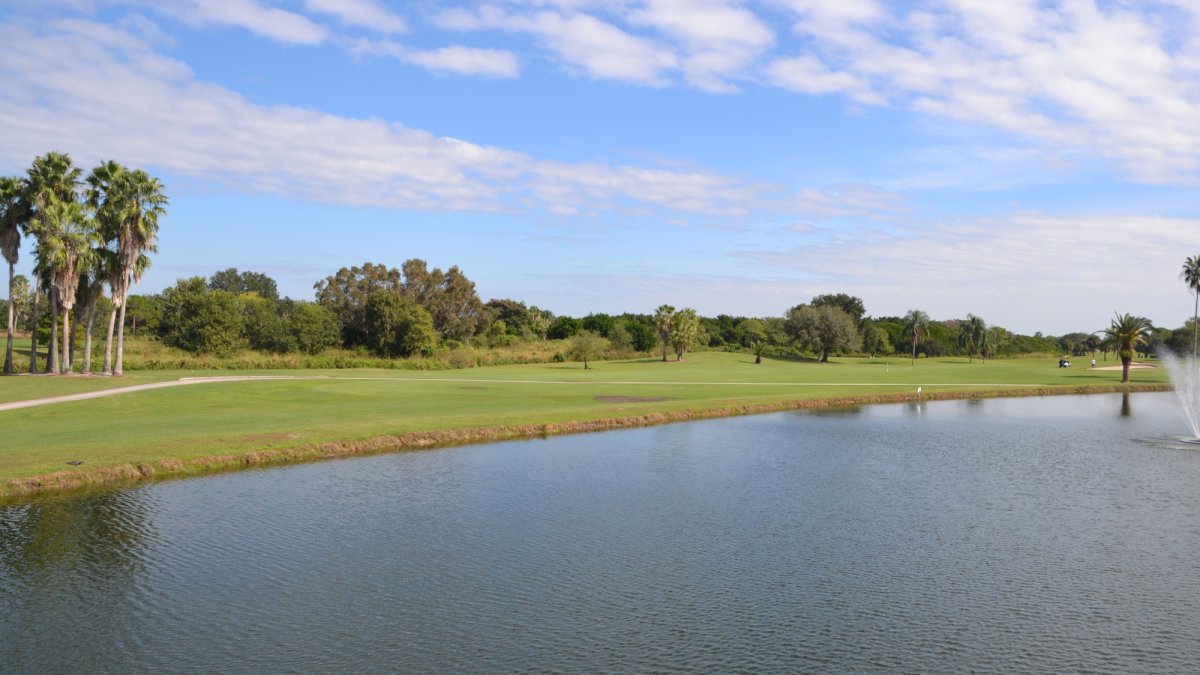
2 0 1199 335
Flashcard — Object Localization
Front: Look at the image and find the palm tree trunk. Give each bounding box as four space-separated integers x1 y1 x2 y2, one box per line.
60 306 70 374
47 286 58 374
4 261 13 374
1122 357 1131 384
82 300 97 374
28 274 39 373
115 289 128 376
102 301 117 375
69 304 79 372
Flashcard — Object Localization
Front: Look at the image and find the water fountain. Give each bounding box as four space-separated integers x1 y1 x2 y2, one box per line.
1158 349 1200 441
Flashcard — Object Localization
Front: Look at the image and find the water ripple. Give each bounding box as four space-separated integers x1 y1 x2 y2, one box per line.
3 393 1200 672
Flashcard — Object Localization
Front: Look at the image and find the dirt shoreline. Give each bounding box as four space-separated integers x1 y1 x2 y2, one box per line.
0 382 1171 502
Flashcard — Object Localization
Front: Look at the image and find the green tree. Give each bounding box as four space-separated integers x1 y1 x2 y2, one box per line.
625 320 656 352
73 248 108 374
1 175 30 374
315 262 404 347
784 304 862 362
159 279 247 355
751 340 768 364
582 313 616 337
903 309 930 364
669 308 701 360
426 265 486 343
111 170 166 376
88 161 167 375
243 295 291 352
364 291 438 358
1181 255 1200 361
36 198 98 373
654 304 675 362
738 318 767 347
958 314 988 363
860 318 892 356
1102 313 1154 383
284 301 341 355
811 293 866 324
208 268 279 300
26 152 82 373
546 316 581 340
124 294 164 337
566 329 607 369
607 322 632 351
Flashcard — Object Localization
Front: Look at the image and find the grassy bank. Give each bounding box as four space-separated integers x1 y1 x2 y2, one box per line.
0 353 1170 500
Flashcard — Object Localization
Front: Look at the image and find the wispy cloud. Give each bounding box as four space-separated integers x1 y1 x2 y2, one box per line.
627 0 774 92
436 5 679 86
0 19 893 222
168 0 328 45
351 39 520 77
303 0 407 34
770 0 1200 183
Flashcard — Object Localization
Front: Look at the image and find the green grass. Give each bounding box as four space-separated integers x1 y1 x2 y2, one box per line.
0 352 1169 497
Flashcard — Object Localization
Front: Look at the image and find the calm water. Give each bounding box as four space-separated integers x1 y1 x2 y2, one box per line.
3 392 1200 673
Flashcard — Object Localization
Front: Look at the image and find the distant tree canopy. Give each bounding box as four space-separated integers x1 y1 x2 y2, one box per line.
315 260 485 347
811 293 866 325
208 267 279 300
365 291 438 358
158 276 338 356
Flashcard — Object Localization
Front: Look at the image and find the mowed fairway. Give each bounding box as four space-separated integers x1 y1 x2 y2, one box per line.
0 352 1168 497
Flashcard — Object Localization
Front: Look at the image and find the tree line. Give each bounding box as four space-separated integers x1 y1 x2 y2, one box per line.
5 253 1184 371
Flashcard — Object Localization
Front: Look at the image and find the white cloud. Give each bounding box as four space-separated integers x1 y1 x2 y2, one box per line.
772 0 1200 183
352 39 520 77
766 55 879 103
303 0 407 34
170 0 328 44
436 5 678 86
0 19 891 222
627 0 774 92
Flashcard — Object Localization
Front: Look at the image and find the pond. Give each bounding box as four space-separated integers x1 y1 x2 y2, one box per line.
3 392 1200 673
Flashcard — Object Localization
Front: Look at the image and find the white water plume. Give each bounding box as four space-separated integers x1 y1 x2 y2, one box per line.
1159 349 1200 439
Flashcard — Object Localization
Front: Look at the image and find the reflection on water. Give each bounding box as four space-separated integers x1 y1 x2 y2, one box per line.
1123 390 1133 417
0 490 155 670
3 392 1200 673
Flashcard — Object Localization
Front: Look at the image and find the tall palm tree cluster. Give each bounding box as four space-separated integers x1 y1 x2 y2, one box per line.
1 152 166 376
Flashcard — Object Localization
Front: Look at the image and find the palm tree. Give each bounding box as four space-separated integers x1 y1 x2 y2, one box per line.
37 198 98 374
903 309 929 365
968 314 988 363
956 315 987 364
87 160 125 374
751 340 767 364
74 248 111 374
1181 255 1200 362
654 304 675 362
26 152 81 374
89 165 166 376
669 308 700 361
1 176 29 374
1102 313 1154 384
